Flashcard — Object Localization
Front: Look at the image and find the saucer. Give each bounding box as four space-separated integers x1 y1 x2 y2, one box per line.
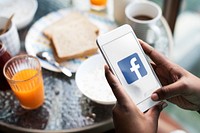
25 9 117 72
75 54 116 105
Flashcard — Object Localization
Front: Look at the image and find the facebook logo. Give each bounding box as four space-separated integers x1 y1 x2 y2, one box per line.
117 53 147 84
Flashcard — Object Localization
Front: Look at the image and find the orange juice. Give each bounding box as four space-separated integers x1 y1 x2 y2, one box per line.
90 0 107 6
11 69 44 109
90 0 107 11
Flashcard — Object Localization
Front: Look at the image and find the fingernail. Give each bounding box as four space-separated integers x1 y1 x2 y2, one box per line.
151 93 159 101
162 102 168 109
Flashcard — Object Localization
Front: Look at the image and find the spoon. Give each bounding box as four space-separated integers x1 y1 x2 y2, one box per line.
0 14 14 35
36 51 72 77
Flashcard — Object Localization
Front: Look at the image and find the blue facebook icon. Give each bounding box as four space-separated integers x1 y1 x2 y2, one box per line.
117 53 147 84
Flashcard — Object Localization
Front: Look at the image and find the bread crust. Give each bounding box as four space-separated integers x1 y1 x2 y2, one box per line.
43 12 99 62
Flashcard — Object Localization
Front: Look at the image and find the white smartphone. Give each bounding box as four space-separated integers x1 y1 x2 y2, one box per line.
96 24 161 112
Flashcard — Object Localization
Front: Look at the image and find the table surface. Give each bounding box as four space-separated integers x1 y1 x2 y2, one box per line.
0 0 173 133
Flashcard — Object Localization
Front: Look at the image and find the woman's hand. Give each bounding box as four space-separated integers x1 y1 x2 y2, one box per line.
105 65 167 133
140 40 200 111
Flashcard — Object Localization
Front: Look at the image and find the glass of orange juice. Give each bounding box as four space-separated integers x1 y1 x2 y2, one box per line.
3 55 44 110
90 0 107 11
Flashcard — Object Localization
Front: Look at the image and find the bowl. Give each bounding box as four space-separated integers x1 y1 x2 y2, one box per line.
0 0 38 29
75 54 116 105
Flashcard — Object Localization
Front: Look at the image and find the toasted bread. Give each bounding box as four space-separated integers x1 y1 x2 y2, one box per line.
43 12 99 62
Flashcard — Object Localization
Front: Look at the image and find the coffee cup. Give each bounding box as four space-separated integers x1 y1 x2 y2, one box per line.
125 1 162 45
0 16 20 56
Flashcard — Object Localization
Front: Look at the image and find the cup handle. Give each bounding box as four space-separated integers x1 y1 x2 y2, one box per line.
146 24 161 45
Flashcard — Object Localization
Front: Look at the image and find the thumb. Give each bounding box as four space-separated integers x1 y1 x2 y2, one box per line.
104 65 133 106
151 80 184 101
146 102 168 122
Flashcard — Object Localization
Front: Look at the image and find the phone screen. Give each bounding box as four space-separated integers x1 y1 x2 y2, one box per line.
101 32 161 105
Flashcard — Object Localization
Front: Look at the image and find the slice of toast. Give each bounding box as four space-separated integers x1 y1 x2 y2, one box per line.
43 12 99 62
43 12 99 39
51 25 98 62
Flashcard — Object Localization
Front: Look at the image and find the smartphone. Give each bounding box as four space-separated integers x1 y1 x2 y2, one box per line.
96 24 161 112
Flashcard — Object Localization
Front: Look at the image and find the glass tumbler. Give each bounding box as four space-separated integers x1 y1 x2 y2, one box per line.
90 0 107 11
3 55 44 110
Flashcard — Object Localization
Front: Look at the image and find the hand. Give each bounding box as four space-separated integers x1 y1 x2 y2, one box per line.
139 40 200 111
104 65 167 133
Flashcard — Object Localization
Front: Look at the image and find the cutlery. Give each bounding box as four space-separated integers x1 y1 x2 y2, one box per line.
36 51 72 77
0 14 14 35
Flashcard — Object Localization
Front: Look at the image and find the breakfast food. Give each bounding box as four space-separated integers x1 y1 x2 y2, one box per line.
43 12 99 62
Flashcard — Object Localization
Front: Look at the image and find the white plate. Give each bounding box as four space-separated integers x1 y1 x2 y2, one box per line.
0 0 38 29
75 54 116 105
25 9 117 72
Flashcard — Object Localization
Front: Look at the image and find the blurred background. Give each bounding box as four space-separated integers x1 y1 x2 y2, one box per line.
151 0 200 133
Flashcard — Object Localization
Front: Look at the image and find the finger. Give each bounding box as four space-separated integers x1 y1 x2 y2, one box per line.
139 39 170 66
104 65 132 105
150 63 171 85
151 80 185 101
150 62 158 74
146 101 168 121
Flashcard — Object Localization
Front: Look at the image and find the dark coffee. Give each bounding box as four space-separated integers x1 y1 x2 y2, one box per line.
133 15 153 21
